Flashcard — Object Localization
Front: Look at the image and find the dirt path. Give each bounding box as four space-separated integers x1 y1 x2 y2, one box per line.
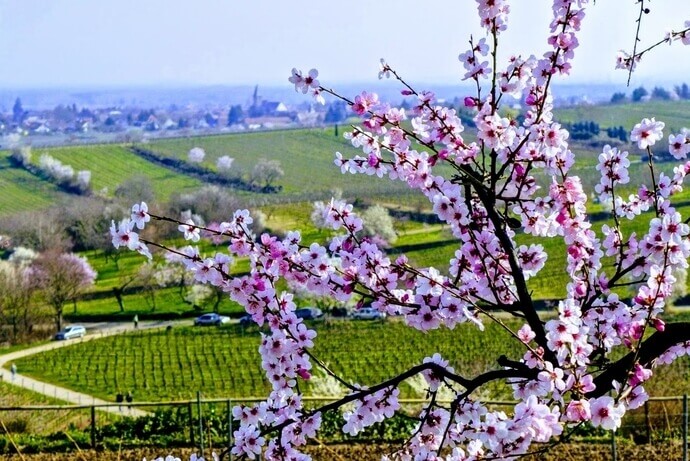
0 320 190 417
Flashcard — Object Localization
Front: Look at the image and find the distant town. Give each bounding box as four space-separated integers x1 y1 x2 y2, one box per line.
1 82 688 148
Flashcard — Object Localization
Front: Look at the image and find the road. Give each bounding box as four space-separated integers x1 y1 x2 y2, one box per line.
0 320 191 417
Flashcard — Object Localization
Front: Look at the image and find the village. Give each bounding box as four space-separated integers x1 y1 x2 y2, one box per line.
0 85 350 147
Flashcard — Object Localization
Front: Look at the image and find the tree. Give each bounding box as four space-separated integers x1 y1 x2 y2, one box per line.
0 258 39 343
651 86 671 100
12 97 24 124
169 185 243 225
188 147 206 163
324 102 346 123
631 85 648 102
216 155 235 176
113 4 690 460
610 92 626 104
250 158 284 190
360 204 397 245
677 82 690 99
227 104 244 125
115 175 155 206
33 250 96 332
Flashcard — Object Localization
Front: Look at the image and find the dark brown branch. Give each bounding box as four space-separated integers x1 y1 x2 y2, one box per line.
260 361 531 439
473 186 555 364
588 321 690 398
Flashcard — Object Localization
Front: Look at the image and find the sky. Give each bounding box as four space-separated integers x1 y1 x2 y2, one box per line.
0 1 689 89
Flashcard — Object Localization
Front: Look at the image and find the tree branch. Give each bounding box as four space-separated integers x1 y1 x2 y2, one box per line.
587 321 690 398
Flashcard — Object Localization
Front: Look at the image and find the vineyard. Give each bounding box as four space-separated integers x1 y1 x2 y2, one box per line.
14 319 690 403
145 128 428 203
0 381 94 436
0 154 70 217
557 100 690 134
14 321 519 402
30 144 203 201
2 117 690 320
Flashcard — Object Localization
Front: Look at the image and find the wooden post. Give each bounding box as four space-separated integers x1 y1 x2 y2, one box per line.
644 400 651 443
188 401 195 446
198 391 204 459
227 399 233 457
611 429 617 461
90 406 97 449
683 393 688 461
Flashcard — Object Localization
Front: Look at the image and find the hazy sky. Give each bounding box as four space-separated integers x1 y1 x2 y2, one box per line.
0 1 689 89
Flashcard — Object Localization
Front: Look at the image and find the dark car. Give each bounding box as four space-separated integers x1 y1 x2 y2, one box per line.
295 307 324 320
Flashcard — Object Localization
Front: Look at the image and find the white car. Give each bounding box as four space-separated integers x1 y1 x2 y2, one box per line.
54 325 86 340
352 307 386 320
194 313 231 326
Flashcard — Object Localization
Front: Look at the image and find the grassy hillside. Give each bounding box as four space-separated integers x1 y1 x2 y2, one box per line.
145 128 423 203
0 381 93 435
556 100 690 133
13 321 519 401
30 144 203 201
0 154 71 217
14 319 690 403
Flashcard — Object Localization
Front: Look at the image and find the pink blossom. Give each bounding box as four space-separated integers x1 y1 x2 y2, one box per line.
590 396 625 430
631 118 665 150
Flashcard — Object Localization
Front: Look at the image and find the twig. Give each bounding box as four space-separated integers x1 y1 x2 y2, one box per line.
628 0 647 86
64 431 89 461
0 418 27 461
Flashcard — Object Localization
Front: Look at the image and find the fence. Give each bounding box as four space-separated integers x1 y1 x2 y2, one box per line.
0 395 688 460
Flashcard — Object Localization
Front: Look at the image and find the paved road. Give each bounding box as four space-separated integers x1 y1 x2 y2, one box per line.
0 320 191 417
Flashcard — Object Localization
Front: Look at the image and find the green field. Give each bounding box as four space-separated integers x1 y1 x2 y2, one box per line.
556 100 690 133
2 111 690 320
30 144 203 201
13 319 690 404
0 380 94 435
0 154 71 217
13 321 518 402
145 128 424 203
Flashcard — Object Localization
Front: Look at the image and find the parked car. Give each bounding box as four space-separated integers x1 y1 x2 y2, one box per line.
295 307 324 320
352 307 386 320
54 325 86 340
194 313 230 326
239 314 253 326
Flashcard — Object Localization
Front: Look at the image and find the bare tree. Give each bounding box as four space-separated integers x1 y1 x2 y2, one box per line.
0 261 39 343
250 158 284 189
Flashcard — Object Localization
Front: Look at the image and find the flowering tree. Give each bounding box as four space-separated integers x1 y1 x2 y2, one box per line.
188 147 206 164
217 155 235 174
114 2 690 460
33 250 97 332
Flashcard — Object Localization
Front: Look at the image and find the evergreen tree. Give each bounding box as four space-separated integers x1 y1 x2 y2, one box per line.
12 97 24 124
227 105 244 125
631 86 648 102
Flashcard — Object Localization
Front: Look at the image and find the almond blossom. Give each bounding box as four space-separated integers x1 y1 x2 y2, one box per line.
111 1 690 459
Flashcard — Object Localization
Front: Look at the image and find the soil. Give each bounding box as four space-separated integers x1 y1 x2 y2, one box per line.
11 441 686 461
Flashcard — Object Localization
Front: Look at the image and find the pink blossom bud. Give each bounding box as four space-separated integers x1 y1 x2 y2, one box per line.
652 318 666 332
401 89 414 96
573 280 587 297
565 400 591 422
463 96 476 107
525 93 538 106
297 368 311 380
630 324 644 340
